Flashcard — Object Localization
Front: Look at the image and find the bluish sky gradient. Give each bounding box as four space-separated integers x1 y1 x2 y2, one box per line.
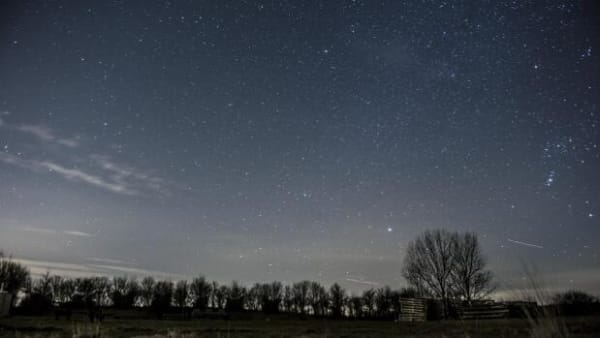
1 0 599 295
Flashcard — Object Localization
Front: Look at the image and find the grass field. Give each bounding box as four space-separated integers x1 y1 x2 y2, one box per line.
1 315 600 338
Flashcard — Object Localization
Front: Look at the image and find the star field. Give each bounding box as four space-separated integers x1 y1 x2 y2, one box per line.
1 0 599 293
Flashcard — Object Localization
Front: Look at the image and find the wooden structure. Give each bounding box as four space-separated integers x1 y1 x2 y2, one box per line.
398 297 427 322
504 301 539 318
455 301 509 320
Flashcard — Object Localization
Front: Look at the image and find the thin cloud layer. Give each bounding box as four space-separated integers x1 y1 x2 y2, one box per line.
20 227 95 238
41 161 135 195
63 230 95 238
17 124 79 148
0 121 167 196
14 257 189 280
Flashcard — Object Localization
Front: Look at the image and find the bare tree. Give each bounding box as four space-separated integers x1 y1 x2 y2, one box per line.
308 281 328 316
152 280 174 318
259 281 283 313
451 232 494 302
174 280 189 312
215 284 228 310
402 229 458 318
246 283 261 311
329 283 346 318
91 277 111 306
55 277 76 304
348 295 363 318
190 276 211 311
140 276 155 307
110 276 139 309
375 286 393 319
283 284 294 313
0 251 30 307
292 280 310 314
210 281 220 309
225 281 245 312
361 289 375 318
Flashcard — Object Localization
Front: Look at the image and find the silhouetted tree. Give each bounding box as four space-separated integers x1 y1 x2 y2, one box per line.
190 276 211 311
49 275 75 305
329 283 346 318
92 277 111 306
210 281 220 309
451 232 494 302
283 285 294 313
553 290 600 316
554 290 598 305
361 289 376 318
74 278 96 305
292 280 310 314
402 229 458 318
151 280 173 319
397 286 420 298
348 295 363 318
140 276 155 307
0 251 30 308
308 281 328 316
54 277 76 305
174 280 189 313
375 286 393 319
246 283 261 311
259 281 283 313
110 276 139 309
225 281 245 312
20 273 53 315
215 284 228 310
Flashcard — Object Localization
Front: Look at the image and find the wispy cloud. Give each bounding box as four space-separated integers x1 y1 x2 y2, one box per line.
19 226 95 238
90 155 165 193
40 161 135 195
88 264 188 280
17 124 79 147
14 257 188 280
0 149 166 197
64 230 95 238
344 278 380 286
88 257 132 265
22 226 57 235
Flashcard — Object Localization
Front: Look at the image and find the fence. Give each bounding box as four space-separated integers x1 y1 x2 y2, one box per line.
455 301 509 320
398 297 427 322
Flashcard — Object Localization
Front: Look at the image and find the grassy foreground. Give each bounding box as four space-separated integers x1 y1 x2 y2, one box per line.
1 315 600 337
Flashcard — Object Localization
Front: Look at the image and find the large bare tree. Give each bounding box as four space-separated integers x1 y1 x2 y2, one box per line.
451 232 494 302
402 229 458 317
402 230 494 316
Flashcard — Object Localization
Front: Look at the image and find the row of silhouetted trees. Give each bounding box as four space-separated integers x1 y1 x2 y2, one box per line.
5 270 421 319
3 230 599 319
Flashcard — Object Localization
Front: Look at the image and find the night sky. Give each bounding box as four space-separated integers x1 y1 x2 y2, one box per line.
1 1 599 296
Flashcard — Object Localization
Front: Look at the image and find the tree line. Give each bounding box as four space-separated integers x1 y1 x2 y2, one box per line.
3 269 422 320
3 230 598 320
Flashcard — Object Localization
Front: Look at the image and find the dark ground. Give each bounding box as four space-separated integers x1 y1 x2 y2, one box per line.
1 314 600 337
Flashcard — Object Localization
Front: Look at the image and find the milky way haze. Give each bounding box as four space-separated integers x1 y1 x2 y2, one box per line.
1 1 599 295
